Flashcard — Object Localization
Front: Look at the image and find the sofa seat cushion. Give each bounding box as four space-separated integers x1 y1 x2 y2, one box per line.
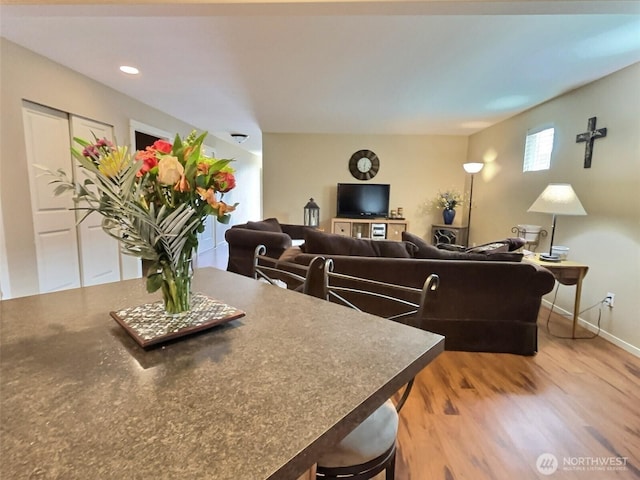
402 231 523 262
303 228 417 258
317 400 398 468
246 217 282 233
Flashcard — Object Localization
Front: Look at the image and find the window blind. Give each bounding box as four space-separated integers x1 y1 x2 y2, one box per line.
523 127 554 172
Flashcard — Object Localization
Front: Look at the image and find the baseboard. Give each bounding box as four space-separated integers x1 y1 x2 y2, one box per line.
541 299 640 358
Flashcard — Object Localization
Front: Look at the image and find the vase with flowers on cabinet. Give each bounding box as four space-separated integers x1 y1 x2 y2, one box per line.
431 189 462 226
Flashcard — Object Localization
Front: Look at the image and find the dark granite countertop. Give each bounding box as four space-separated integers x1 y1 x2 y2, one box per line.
1 268 443 479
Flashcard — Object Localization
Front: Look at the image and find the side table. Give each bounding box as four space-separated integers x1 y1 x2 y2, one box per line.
525 254 589 338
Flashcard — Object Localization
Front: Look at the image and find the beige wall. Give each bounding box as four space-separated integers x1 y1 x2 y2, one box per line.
262 133 469 235
0 38 261 298
467 62 640 353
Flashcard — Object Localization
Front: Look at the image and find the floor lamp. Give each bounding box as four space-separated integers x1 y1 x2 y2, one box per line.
463 162 484 246
527 183 587 262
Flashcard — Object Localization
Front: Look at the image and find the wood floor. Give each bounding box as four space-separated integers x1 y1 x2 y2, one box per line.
392 307 640 480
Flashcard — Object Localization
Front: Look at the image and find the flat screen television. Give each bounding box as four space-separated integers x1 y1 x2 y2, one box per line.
336 183 390 218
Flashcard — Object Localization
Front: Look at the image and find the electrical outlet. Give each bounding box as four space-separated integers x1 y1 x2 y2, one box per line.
604 292 615 308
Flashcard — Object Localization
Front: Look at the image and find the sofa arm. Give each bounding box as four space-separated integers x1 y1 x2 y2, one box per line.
225 228 293 277
225 228 292 251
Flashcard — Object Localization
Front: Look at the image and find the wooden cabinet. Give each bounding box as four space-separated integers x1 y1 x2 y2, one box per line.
387 222 407 241
333 221 352 237
331 218 409 241
431 224 468 246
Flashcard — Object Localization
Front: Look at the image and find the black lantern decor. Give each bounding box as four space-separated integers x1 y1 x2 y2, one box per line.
304 198 320 227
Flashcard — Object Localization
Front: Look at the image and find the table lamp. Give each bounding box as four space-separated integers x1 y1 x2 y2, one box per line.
463 162 484 246
527 183 586 261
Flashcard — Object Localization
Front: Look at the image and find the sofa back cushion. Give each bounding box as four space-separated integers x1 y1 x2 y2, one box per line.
246 217 282 233
303 229 418 258
402 231 523 262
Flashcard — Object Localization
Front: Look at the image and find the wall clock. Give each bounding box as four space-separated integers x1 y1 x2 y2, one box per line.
348 149 380 180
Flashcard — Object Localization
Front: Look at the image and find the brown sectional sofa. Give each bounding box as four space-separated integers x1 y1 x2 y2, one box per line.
228 220 555 355
284 229 555 355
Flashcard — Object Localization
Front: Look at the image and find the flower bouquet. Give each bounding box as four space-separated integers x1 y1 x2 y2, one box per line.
428 189 463 225
45 131 237 314
432 189 462 210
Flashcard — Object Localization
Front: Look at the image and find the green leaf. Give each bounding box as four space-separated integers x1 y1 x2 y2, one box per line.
172 133 183 152
73 137 92 147
195 175 209 189
210 159 233 171
146 272 163 293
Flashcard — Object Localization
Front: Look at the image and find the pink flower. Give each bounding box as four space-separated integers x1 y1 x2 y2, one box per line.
81 138 114 162
95 138 114 149
82 145 99 159
213 171 236 193
135 150 158 177
152 140 173 154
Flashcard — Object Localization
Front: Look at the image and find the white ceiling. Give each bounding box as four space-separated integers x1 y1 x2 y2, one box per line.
2 1 639 155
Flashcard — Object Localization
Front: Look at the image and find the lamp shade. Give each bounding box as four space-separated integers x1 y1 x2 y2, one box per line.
463 162 484 174
527 184 587 216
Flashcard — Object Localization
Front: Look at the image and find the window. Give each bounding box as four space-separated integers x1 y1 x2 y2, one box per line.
523 127 555 172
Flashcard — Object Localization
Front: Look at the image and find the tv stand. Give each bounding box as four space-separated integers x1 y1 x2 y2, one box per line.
331 217 409 241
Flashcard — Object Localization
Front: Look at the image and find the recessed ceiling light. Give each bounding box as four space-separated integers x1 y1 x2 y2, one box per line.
119 65 139 75
230 133 249 144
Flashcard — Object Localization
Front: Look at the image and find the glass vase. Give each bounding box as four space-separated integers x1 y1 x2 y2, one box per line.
160 257 193 315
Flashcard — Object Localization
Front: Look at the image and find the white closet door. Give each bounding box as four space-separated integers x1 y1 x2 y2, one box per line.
196 143 217 255
23 102 81 293
69 116 123 286
198 216 215 254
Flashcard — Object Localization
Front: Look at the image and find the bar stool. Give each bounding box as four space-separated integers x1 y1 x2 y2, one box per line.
315 398 401 480
252 251 438 480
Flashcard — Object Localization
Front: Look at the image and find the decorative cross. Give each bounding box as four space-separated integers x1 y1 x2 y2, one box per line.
576 116 607 168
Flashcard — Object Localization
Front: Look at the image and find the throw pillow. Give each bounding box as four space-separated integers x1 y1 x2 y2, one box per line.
464 238 526 254
303 229 417 258
246 217 282 233
506 237 526 251
402 231 523 262
401 231 449 259
465 242 510 254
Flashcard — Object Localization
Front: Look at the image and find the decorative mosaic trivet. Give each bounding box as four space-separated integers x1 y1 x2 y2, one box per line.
110 293 245 348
